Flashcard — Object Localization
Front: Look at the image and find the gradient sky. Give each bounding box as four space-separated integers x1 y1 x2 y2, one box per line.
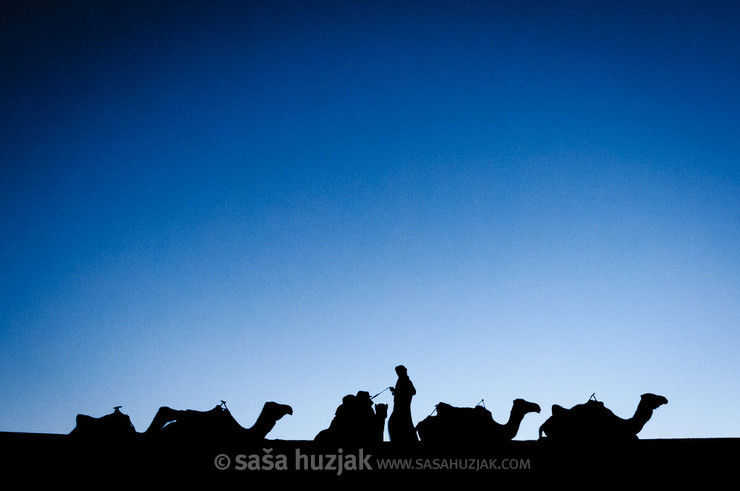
1 0 738 442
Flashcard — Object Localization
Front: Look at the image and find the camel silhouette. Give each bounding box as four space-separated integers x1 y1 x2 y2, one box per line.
70 406 136 439
144 401 293 441
416 398 541 450
314 391 387 450
538 393 668 444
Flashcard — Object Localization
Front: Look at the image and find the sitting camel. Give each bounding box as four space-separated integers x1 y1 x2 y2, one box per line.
416 398 541 450
145 400 293 442
70 406 137 439
538 393 668 444
315 391 388 449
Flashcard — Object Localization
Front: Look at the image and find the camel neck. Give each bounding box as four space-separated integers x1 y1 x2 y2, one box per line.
627 404 654 435
503 408 525 439
249 414 276 439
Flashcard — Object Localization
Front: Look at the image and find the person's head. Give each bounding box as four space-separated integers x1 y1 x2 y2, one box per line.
395 365 407 376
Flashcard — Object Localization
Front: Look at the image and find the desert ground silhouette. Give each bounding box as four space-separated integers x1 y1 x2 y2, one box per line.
2 364 736 485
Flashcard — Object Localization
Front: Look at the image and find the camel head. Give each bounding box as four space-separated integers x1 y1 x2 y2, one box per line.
375 403 388 419
512 398 541 415
262 402 293 421
640 393 668 411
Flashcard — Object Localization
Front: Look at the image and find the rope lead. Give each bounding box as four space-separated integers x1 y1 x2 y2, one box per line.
371 386 393 400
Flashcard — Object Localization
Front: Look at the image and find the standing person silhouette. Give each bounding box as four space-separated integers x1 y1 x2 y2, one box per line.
388 365 418 446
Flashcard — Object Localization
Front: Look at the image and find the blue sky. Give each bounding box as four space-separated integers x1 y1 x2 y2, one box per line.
1 0 738 442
